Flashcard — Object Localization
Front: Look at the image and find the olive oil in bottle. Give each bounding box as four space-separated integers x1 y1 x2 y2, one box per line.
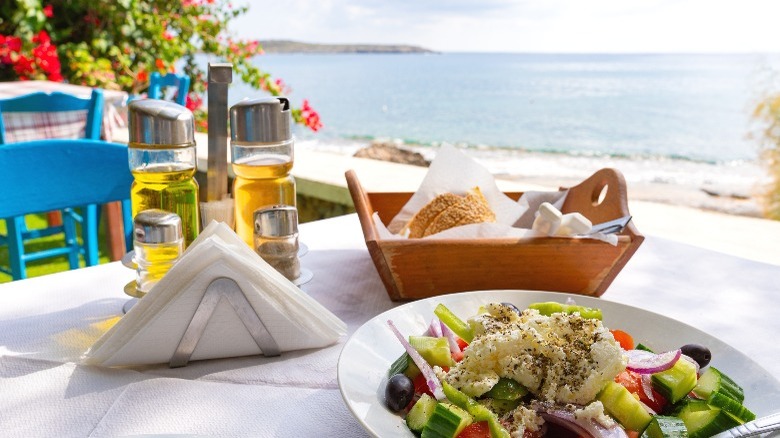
133 209 184 295
127 100 200 246
230 97 295 247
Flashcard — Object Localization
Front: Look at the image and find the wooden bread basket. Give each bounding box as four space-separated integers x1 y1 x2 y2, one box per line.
346 168 644 301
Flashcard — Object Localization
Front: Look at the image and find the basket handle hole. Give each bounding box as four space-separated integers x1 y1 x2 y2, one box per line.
592 183 608 206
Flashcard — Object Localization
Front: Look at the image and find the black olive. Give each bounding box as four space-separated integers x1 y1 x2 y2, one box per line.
500 302 521 314
681 343 712 368
385 374 414 412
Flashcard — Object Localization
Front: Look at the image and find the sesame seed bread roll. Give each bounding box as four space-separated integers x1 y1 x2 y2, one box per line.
406 193 462 238
406 187 496 238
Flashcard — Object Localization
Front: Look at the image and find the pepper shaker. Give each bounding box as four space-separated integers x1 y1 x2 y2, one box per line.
254 205 301 282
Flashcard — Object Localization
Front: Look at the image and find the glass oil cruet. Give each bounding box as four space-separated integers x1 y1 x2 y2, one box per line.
128 99 200 247
230 97 296 247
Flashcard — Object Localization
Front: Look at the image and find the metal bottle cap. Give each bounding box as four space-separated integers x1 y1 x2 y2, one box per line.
134 209 183 244
230 97 291 143
128 99 195 147
254 205 298 237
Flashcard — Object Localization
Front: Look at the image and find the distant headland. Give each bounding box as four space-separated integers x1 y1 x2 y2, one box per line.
258 40 436 54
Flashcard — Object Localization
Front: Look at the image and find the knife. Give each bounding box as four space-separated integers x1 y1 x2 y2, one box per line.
589 215 633 235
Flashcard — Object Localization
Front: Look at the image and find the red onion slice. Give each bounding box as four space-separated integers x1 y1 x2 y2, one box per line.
387 320 445 400
540 409 628 438
428 317 443 338
640 373 656 403
440 322 461 354
625 349 681 374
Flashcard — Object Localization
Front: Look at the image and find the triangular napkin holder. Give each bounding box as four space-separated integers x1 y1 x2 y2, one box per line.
169 276 281 368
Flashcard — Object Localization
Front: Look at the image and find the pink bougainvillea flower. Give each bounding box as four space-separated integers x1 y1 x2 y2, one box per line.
43 5 53 18
185 92 203 111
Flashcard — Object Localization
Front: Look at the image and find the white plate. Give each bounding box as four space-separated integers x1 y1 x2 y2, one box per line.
337 290 780 437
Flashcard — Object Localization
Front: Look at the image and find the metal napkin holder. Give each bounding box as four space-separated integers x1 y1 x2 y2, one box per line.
169 276 281 368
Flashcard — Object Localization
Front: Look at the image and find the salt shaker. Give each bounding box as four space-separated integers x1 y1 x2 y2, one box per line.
254 205 300 281
134 209 184 295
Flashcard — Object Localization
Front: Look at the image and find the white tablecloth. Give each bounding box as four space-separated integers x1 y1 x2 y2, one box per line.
1 214 778 436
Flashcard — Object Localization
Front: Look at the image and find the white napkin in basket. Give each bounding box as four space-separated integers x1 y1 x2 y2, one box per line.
83 221 347 367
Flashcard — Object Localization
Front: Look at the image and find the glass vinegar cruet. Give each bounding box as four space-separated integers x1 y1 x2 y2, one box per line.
127 99 200 247
230 97 296 247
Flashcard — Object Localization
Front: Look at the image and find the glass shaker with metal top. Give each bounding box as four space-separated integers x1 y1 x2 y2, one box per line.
133 209 184 295
128 99 200 247
231 97 295 247
254 205 300 281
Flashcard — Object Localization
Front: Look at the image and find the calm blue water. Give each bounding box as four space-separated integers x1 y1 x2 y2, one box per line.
218 53 777 163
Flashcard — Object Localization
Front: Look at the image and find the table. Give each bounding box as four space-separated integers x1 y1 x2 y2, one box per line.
0 80 128 142
1 214 778 436
0 80 130 261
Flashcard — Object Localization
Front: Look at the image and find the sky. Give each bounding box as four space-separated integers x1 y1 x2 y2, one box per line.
232 0 780 53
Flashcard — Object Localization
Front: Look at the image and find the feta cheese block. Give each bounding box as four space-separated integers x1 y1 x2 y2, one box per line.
445 303 626 405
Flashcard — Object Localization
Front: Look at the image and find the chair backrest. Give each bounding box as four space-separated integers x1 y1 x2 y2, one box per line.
148 72 190 106
0 89 104 144
0 139 132 218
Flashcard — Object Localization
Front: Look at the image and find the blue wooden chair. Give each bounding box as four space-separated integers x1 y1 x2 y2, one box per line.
0 139 133 280
148 72 190 106
0 89 110 271
0 89 104 144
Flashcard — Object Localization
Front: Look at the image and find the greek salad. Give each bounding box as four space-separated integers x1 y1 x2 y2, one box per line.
384 301 754 438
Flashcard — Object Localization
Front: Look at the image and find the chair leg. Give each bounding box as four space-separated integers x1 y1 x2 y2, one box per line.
83 204 100 267
7 216 27 281
47 211 63 227
63 210 80 270
104 202 126 261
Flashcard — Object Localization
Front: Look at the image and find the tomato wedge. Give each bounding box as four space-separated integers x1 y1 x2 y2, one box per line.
457 421 490 438
413 373 434 397
610 329 635 350
614 370 667 413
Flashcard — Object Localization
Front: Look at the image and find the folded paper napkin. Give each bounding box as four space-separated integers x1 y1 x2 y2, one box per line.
83 221 347 367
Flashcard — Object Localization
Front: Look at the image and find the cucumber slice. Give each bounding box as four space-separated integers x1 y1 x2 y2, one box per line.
434 304 474 343
676 399 741 438
407 394 438 432
421 402 472 438
409 336 454 367
485 377 528 401
388 352 421 379
652 357 698 404
598 381 653 432
441 381 510 438
692 367 744 403
389 353 408 377
707 391 755 422
640 416 688 438
527 301 603 320
636 343 655 353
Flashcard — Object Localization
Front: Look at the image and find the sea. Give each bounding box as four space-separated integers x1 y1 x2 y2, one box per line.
210 53 780 193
